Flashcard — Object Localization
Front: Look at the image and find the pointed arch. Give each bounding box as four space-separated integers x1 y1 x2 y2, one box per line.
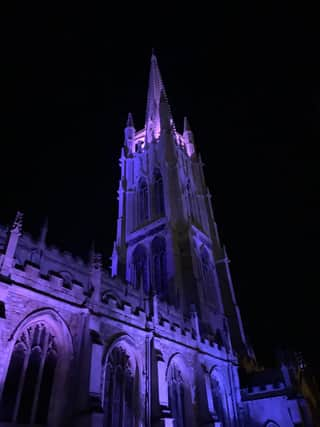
132 244 149 294
186 180 194 222
200 245 218 305
137 177 149 224
209 366 229 425
153 168 165 217
166 354 192 427
0 309 73 426
151 236 167 298
200 246 212 282
102 335 140 427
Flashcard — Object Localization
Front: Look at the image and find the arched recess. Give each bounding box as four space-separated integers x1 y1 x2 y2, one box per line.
137 177 149 225
0 308 74 426
132 244 149 294
265 422 280 427
209 366 230 425
153 168 165 217
151 236 168 298
166 353 193 427
102 335 141 427
199 245 219 308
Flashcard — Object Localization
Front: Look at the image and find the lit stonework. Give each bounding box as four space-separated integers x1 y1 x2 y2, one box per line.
0 53 318 427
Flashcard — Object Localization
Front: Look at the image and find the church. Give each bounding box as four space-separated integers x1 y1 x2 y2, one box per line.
0 53 318 426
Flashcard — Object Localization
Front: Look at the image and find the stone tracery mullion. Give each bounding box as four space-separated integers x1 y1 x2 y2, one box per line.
12 331 33 422
10 323 54 424
30 326 50 424
104 347 134 427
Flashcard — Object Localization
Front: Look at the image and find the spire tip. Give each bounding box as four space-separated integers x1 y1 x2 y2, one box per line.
184 116 191 132
126 112 134 128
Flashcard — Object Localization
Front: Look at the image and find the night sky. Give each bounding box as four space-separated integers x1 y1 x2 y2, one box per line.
1 6 319 376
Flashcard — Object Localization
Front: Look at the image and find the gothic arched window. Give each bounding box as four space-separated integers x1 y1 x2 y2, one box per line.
200 246 212 282
168 365 187 427
151 237 167 297
104 347 135 427
153 169 165 217
137 178 149 224
211 377 227 424
0 323 58 425
186 181 194 222
132 245 149 294
200 246 217 305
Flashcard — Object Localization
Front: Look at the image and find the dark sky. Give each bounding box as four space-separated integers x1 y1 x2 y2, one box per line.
1 6 319 373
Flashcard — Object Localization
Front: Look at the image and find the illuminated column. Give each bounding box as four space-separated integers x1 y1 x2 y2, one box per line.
0 211 23 276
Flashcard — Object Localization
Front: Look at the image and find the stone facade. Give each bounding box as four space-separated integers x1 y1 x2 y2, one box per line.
0 54 317 426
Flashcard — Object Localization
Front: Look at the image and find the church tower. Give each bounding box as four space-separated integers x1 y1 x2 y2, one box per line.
112 52 248 357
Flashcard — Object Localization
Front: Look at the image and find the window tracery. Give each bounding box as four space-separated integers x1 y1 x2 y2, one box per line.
137 178 149 224
153 169 165 217
132 245 149 294
211 376 226 424
104 347 135 427
0 322 58 425
168 364 187 427
151 237 167 298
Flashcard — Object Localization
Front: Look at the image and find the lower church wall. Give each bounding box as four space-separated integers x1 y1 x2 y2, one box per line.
243 395 304 427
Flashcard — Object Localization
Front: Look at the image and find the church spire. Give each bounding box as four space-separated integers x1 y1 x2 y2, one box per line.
145 51 173 143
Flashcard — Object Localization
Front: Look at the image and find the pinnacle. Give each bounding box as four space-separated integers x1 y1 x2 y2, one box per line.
151 48 156 59
39 216 48 245
184 116 192 132
126 112 135 128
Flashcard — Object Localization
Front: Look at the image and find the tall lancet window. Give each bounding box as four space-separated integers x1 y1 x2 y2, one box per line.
0 323 58 425
211 377 227 424
186 181 195 223
132 245 149 294
153 168 165 217
200 246 213 283
168 364 187 427
151 237 167 297
137 178 149 225
104 347 135 427
200 246 217 305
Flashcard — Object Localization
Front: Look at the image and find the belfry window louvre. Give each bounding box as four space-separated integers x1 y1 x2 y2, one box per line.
151 237 167 298
132 245 149 294
153 168 165 217
0 322 57 425
137 178 149 224
200 246 213 283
